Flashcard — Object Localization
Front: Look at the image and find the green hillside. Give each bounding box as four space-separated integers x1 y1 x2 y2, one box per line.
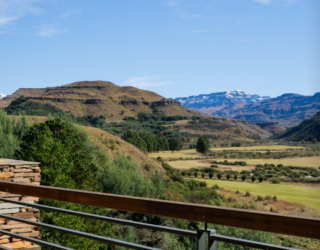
274 112 320 141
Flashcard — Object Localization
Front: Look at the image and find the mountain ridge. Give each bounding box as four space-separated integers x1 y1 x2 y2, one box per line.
1 80 281 140
175 90 270 109
274 111 320 141
0 81 196 120
174 91 320 128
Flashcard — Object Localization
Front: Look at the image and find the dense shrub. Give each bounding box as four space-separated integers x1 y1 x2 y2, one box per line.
0 111 30 158
272 178 280 184
123 129 169 153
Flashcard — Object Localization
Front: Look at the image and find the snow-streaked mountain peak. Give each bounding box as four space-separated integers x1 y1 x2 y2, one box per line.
174 91 271 109
0 93 6 99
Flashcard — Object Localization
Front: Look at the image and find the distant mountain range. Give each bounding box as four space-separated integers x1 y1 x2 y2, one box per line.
174 91 320 128
175 90 270 110
0 93 6 99
174 91 271 117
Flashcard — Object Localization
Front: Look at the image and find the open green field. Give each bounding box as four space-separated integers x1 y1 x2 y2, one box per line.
212 157 320 168
169 160 253 171
210 145 304 151
202 179 320 212
148 149 201 159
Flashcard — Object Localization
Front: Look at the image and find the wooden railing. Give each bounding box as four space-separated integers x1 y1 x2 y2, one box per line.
0 181 319 249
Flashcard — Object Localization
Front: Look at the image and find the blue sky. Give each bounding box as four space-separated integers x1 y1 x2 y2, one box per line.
0 0 319 98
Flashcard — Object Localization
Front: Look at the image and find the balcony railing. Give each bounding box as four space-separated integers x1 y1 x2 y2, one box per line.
0 181 319 250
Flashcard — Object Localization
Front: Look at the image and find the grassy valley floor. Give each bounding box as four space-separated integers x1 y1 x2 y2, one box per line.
149 149 202 159
166 157 320 169
199 178 320 212
210 145 304 151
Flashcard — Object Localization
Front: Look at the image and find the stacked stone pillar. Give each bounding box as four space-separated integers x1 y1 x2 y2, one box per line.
0 159 41 250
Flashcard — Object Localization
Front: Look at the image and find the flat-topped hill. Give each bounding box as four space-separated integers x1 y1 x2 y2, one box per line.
1 81 194 121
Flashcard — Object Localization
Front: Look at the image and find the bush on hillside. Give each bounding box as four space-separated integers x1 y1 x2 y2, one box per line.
231 142 241 147
0 111 30 159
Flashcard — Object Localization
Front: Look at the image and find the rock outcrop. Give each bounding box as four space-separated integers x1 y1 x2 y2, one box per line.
0 159 41 250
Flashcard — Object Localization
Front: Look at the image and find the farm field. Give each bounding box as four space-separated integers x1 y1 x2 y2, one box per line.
211 157 320 168
148 149 202 159
164 157 320 169
201 179 320 212
210 145 304 151
169 160 253 171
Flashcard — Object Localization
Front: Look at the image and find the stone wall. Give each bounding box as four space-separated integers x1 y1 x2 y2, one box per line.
0 159 41 250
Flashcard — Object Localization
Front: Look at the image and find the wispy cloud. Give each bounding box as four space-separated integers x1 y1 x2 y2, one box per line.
165 1 201 19
0 0 41 27
125 76 175 88
37 25 67 37
166 0 179 7
0 0 72 37
61 8 82 19
253 0 272 4
253 0 298 5
184 29 209 34
0 16 19 26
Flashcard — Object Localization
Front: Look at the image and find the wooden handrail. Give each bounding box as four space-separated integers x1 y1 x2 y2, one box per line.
0 181 319 240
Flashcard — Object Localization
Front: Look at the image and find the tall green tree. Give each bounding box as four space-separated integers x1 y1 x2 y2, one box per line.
168 138 183 152
16 119 113 249
196 136 210 154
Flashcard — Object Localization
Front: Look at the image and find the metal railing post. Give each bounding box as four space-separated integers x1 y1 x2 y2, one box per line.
197 229 206 250
197 228 217 250
208 229 217 250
